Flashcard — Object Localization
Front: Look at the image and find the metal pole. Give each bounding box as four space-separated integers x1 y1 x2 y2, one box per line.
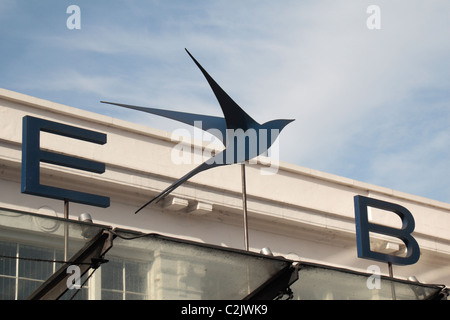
64 200 69 261
241 163 249 251
388 262 396 300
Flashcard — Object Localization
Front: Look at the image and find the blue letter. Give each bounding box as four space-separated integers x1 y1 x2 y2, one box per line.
21 116 110 207
354 195 420 265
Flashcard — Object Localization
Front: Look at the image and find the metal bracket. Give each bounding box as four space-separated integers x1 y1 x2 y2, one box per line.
243 263 299 300
27 229 115 300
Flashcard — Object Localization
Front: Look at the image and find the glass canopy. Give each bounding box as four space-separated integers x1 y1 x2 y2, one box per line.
0 207 447 300
291 263 445 300
108 229 294 300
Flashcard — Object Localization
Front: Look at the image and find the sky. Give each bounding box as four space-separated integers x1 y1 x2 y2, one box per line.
1 0 449 204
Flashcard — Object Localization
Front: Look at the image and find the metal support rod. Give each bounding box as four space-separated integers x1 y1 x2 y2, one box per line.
388 262 397 300
241 163 249 251
64 200 69 261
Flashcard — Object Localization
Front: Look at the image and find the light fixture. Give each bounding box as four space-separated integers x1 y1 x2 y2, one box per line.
78 213 95 238
78 213 93 223
260 247 274 256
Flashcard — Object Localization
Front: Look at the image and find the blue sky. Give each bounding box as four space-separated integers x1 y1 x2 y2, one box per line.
1 1 449 203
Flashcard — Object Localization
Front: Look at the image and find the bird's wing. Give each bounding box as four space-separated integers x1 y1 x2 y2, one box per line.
135 156 225 214
185 49 259 131
101 101 227 144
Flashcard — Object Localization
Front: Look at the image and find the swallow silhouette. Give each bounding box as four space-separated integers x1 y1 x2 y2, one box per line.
102 49 294 214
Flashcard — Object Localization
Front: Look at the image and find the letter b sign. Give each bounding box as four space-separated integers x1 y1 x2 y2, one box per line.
354 195 420 265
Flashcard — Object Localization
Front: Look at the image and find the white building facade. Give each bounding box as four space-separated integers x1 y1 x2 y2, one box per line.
0 88 449 300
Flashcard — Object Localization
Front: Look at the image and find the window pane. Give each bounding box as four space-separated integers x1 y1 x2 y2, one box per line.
18 245 54 280
0 277 15 300
101 259 123 291
54 250 65 270
0 241 16 276
101 290 123 300
17 279 43 300
125 261 146 294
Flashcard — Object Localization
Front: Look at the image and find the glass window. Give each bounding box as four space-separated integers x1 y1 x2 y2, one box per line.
0 239 89 300
0 277 15 300
0 208 107 300
18 245 55 279
0 242 16 300
125 261 147 297
0 242 16 276
101 257 148 300
0 241 65 299
0 208 293 300
1 208 444 300
109 230 291 300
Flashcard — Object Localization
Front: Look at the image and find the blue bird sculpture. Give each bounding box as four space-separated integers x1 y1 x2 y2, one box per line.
102 49 294 213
